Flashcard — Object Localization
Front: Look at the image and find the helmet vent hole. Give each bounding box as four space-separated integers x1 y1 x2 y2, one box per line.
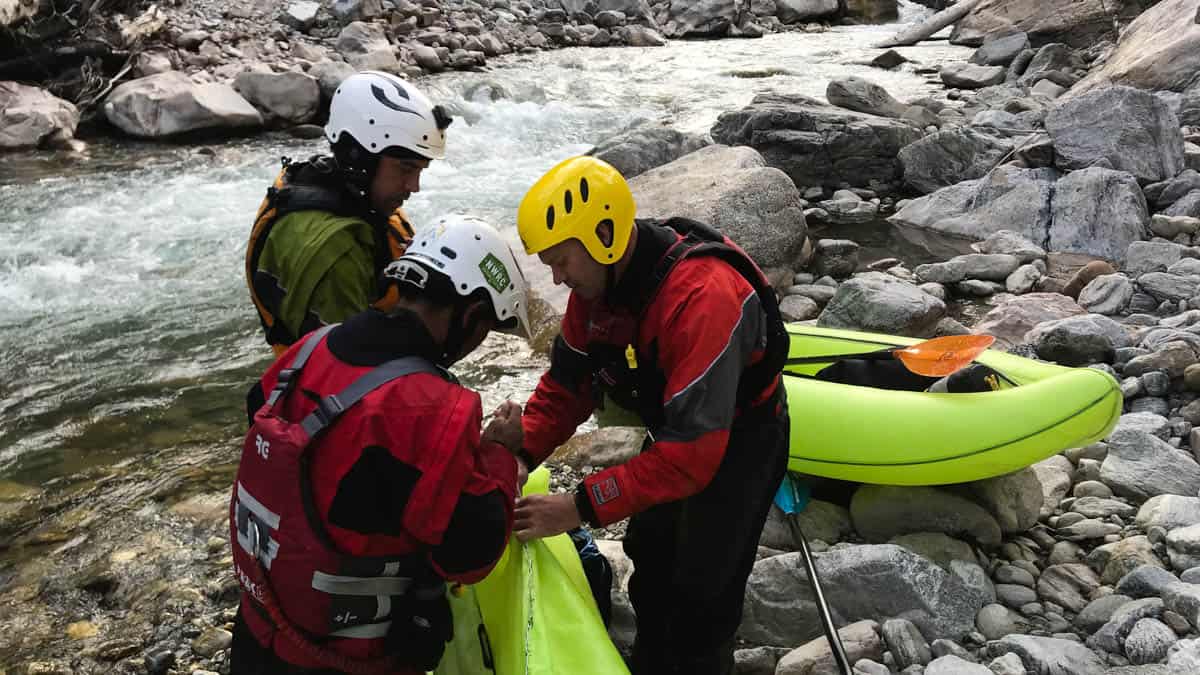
580 177 589 202
370 143 377 148
546 205 555 230
384 133 390 139
595 219 615 247
475 234 482 241
564 190 573 214
423 135 429 141
369 118 375 125
461 283 469 290
440 246 458 260
604 204 610 211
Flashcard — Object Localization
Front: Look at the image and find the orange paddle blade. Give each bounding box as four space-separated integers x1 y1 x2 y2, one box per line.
893 334 996 377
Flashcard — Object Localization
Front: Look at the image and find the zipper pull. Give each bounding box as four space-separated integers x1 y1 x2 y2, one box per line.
625 344 638 371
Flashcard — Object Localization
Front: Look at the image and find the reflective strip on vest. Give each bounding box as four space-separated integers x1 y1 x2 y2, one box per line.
310 571 413 597
328 621 392 639
236 482 282 569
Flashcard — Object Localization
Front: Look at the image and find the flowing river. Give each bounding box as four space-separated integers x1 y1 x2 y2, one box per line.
0 5 972 559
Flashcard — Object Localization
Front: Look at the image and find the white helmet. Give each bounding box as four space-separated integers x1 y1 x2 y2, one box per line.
389 214 530 337
325 71 448 160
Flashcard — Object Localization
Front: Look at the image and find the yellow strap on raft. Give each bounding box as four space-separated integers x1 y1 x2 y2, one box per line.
434 467 629 675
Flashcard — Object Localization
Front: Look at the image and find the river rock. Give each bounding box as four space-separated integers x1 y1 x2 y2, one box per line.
0 82 80 149
1050 167 1149 264
760 499 853 549
940 63 1006 89
898 127 1011 195
1138 272 1200 303
928 653 993 674
813 239 860 278
740 545 983 646
880 617 931 668
1090 597 1165 653
779 295 820 321
776 0 840 22
775 620 883 675
1167 524 1200 572
851 485 1002 547
335 21 398 71
280 1 320 30
1164 190 1200 218
990 634 1108 675
191 627 232 658
817 272 946 338
1097 536 1164 586
711 92 923 189
588 125 709 179
972 293 1086 348
1078 274 1134 315
969 468 1043 534
1026 313 1129 365
970 32 1030 67
825 76 907 118
972 230 1046 264
1036 563 1100 612
976 602 1030 640
916 254 1021 284
1102 428 1200 502
1137 495 1200 532
629 144 807 268
1117 566 1181 601
1072 0 1200 96
1006 264 1042 294
659 0 738 37
889 166 1058 246
1126 618 1177 664
1145 170 1200 208
952 0 1138 46
104 72 262 138
1045 86 1185 184
233 71 320 124
1126 241 1196 278
1077 594 1136 633
1150 214 1200 239
1116 412 1171 440
550 427 642 470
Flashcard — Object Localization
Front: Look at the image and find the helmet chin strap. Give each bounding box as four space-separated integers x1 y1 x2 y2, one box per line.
439 302 486 367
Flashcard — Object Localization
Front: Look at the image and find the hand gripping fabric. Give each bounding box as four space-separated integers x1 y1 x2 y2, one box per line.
434 467 629 675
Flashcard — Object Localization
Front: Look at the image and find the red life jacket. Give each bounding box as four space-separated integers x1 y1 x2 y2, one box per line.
572 217 788 428
230 326 451 673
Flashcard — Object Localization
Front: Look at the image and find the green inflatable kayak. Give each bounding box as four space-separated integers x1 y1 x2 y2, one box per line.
783 324 1122 486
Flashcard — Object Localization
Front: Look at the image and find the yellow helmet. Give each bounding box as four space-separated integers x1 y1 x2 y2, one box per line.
517 156 636 264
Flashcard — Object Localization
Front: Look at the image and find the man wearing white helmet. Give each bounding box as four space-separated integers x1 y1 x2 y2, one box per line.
246 70 453 359
230 215 531 674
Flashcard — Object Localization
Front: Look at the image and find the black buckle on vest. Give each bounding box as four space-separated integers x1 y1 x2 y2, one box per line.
313 394 345 426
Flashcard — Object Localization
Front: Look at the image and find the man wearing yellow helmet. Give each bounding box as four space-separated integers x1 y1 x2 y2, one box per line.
493 156 791 675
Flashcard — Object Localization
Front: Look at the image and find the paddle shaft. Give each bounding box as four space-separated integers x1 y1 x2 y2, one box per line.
787 516 852 675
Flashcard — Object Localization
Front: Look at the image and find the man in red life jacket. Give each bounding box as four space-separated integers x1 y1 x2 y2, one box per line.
229 214 530 674
485 156 791 675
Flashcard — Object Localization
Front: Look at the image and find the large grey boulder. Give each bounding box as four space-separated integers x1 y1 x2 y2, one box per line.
851 485 1003 547
233 71 320 124
970 32 1030 67
1045 86 1186 184
1183 88 1200 127
0 81 79 149
776 0 839 22
1123 241 1193 277
1072 0 1200 95
1048 167 1149 264
825 76 907 118
1164 190 1200 218
1101 428 1200 502
950 0 1141 47
660 0 738 37
309 61 355 102
711 92 923 190
971 293 1085 348
740 545 982 646
629 144 807 268
1078 274 1134 316
817 272 946 338
1025 313 1132 363
335 21 399 71
588 124 710 179
889 165 1058 244
898 127 1011 195
103 72 262 138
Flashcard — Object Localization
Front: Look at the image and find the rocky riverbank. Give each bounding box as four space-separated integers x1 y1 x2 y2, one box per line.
5 0 1200 674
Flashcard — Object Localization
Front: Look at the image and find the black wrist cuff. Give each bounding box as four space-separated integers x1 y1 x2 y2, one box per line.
517 447 539 471
574 483 600 527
